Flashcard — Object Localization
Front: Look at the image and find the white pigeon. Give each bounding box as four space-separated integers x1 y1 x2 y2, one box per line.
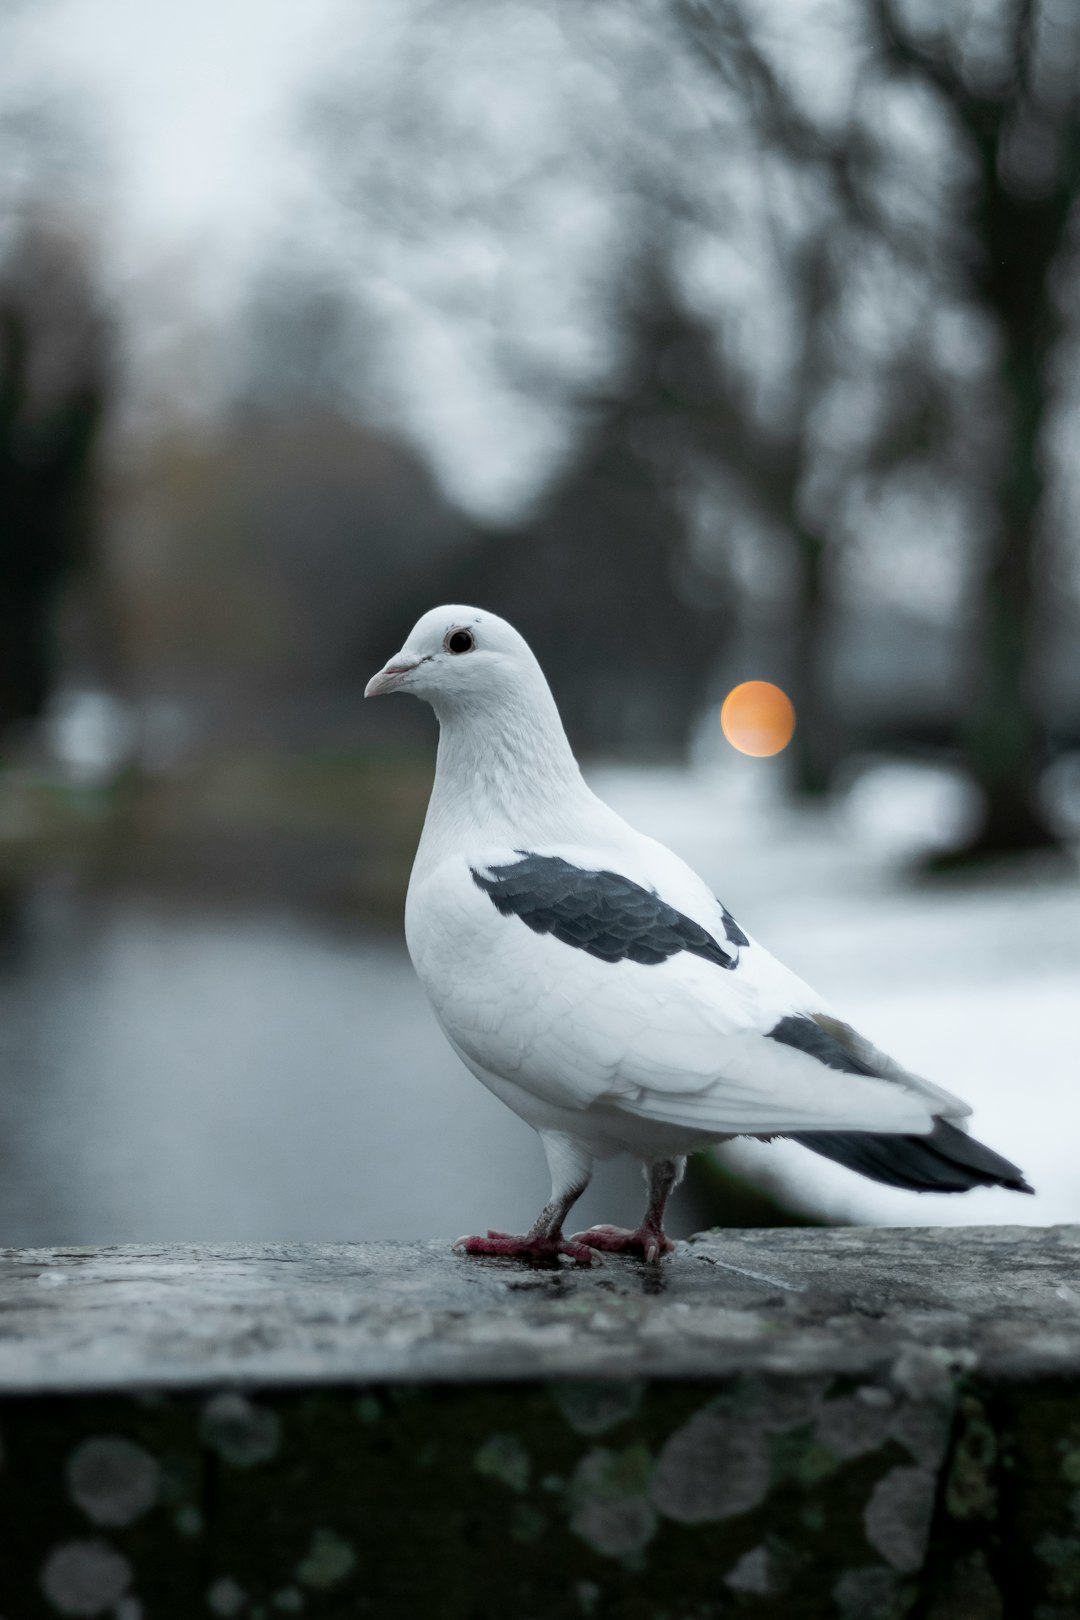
366 605 1032 1264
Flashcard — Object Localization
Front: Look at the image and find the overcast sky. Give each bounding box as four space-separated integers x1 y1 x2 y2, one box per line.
9 0 347 289
3 0 578 516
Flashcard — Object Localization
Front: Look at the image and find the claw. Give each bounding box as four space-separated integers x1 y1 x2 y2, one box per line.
453 1232 598 1267
571 1224 675 1262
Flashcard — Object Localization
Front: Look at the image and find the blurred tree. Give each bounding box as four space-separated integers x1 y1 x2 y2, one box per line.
667 7 841 796
675 3 984 800
117 409 472 749
673 0 1080 851
441 259 730 755
307 0 950 777
0 220 111 747
868 0 1076 861
233 263 378 420
310 0 1079 848
110 253 472 746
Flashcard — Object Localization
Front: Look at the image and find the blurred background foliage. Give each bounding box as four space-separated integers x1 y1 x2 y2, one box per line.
0 0 1077 1244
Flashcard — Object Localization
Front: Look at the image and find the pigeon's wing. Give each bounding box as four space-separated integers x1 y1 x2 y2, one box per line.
409 846 941 1139
794 1012 971 1120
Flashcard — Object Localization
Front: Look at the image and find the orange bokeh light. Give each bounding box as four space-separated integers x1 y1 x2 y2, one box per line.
720 681 796 758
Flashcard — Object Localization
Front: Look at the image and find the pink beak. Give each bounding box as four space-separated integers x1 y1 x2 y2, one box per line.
364 657 420 698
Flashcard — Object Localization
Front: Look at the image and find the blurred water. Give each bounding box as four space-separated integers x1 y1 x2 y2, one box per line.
0 763 1076 1246
0 886 649 1246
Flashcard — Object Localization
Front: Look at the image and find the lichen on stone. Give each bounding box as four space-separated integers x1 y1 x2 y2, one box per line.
651 1404 769 1524
926 1549 1003 1620
889 1398 953 1472
200 1393 281 1469
864 1465 937 1574
271 1586 305 1612
749 1376 829 1434
890 1347 964 1404
295 1528 357 1591
207 1577 247 1618
575 1580 601 1615
549 1379 644 1436
568 1445 657 1558
725 1544 770 1595
834 1564 913 1620
1035 1533 1080 1602
945 1397 998 1522
474 1433 530 1493
815 1392 895 1462
40 1538 134 1617
770 1424 841 1489
67 1436 160 1528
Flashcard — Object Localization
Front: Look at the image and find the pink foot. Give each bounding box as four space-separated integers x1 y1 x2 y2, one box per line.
453 1231 597 1267
570 1224 675 1263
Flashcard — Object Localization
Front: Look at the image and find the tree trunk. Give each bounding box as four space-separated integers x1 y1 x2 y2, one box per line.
934 193 1064 864
788 526 837 799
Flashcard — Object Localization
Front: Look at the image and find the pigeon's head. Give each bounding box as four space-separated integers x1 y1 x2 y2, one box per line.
365 605 545 713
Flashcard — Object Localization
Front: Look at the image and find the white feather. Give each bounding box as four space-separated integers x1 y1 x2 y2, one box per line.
376 604 956 1176
409 845 935 1144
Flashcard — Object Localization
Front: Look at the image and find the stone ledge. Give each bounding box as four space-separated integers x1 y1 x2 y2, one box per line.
0 1225 1077 1393
2 1229 1079 1619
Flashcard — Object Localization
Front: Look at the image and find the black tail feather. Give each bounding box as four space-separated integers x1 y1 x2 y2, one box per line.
789 1118 1034 1195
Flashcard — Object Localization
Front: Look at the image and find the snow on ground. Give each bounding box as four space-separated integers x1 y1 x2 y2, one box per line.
593 758 1080 1228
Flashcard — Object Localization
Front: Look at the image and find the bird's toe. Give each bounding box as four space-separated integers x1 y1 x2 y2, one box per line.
571 1224 675 1262
560 1239 600 1267
452 1232 598 1267
570 1224 637 1252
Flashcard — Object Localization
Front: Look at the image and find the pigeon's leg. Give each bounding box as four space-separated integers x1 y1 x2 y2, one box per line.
572 1156 684 1261
454 1133 596 1266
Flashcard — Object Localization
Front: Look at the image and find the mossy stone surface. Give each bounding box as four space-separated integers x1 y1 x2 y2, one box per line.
0 1375 1078 1618
2 1230 1079 1615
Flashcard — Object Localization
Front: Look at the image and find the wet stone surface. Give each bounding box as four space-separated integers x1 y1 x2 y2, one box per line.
0 1225 1079 1391
0 1228 1077 1617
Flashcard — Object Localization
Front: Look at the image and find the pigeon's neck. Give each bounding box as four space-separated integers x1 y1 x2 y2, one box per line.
415 682 607 870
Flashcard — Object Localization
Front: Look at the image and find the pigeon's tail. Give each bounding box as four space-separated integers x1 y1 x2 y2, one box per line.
789 1118 1034 1195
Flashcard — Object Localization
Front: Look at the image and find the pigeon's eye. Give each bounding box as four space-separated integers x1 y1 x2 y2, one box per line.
446 629 475 655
